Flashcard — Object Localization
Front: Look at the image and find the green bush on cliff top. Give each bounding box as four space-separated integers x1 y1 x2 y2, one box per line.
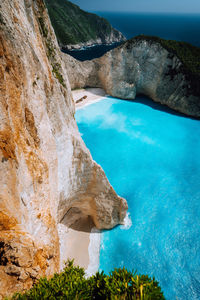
132 35 200 77
12 260 165 299
124 35 200 96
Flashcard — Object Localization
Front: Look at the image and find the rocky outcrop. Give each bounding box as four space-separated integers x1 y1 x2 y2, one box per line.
65 38 122 51
44 0 126 50
0 0 127 297
62 53 102 89
65 37 200 118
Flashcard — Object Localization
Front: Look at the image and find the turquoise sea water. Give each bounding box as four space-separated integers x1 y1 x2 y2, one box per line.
76 97 200 299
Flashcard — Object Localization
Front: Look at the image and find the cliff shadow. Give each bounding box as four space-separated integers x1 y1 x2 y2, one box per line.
60 207 95 233
125 94 199 120
69 215 95 233
84 87 106 97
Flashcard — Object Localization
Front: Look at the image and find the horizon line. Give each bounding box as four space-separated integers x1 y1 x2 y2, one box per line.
90 10 200 15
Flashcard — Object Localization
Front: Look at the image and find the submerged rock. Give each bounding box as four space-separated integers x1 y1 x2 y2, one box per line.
0 0 127 297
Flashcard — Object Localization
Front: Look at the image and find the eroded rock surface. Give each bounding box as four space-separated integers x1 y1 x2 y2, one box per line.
0 0 127 297
65 38 200 118
62 53 102 90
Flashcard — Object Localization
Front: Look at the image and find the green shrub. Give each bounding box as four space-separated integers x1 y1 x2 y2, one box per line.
12 260 165 299
38 17 48 38
52 62 66 87
37 13 66 88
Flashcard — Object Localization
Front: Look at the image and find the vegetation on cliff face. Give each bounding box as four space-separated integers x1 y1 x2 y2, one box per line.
12 260 165 299
38 8 66 87
124 35 200 96
44 0 125 47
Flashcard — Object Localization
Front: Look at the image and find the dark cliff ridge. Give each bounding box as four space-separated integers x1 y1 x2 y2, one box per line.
44 0 126 50
65 35 200 118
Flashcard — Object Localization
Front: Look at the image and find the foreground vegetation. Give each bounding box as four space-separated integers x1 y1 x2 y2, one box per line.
44 0 123 46
12 260 165 299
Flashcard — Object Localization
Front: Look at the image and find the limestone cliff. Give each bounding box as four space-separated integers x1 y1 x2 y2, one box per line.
62 53 102 90
0 0 127 297
65 37 200 118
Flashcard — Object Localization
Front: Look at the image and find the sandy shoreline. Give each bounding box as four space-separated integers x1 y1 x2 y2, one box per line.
72 87 107 110
62 90 129 275
58 215 101 276
61 88 106 275
61 216 101 275
62 88 105 275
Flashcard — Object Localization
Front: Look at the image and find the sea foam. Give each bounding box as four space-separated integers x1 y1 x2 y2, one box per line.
120 212 132 230
86 227 101 277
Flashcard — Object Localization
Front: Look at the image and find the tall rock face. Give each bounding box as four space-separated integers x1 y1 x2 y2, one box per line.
62 53 102 90
65 37 200 118
0 0 127 297
44 0 126 50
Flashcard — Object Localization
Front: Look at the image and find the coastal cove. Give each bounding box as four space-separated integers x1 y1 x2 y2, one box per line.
76 96 200 300
1 0 200 297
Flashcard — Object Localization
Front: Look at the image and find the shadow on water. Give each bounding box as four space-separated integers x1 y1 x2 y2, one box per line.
120 94 199 121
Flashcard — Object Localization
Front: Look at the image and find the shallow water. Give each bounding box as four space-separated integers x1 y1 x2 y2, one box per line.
76 96 200 299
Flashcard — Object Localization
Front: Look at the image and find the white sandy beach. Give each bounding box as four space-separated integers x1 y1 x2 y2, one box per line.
72 87 107 110
63 88 127 275
58 215 101 276
61 216 101 275
59 88 106 275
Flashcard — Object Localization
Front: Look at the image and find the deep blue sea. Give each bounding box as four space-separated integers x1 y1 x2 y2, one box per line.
97 12 200 47
76 97 200 300
65 12 200 61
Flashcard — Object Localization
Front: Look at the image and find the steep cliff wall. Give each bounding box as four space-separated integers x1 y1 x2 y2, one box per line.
44 0 126 50
0 0 127 297
65 37 200 118
62 53 102 89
